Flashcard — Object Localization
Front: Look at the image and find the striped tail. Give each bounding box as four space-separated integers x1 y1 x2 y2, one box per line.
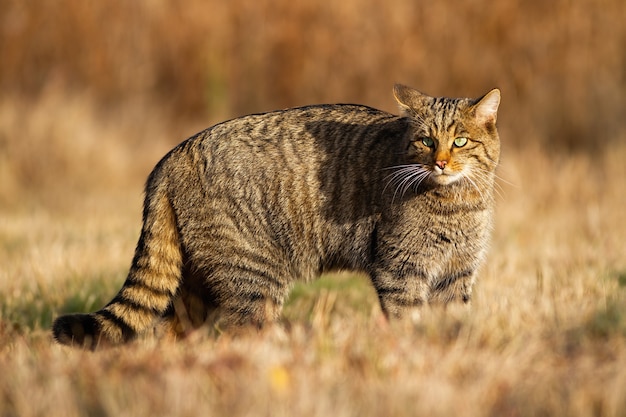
53 179 183 349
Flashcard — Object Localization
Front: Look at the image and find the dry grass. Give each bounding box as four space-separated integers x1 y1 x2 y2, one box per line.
1 1 626 416
2 0 625 148
1 92 626 417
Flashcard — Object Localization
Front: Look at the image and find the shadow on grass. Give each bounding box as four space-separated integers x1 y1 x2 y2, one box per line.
562 269 626 353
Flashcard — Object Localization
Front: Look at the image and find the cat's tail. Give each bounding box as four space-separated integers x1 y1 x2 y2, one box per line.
52 173 183 349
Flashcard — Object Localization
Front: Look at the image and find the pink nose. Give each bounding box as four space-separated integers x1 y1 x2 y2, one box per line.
435 160 447 170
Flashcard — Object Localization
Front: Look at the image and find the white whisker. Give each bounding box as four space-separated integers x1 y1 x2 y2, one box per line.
471 166 508 200
395 170 423 201
399 170 427 199
463 174 484 199
474 165 517 188
407 170 431 196
382 163 430 203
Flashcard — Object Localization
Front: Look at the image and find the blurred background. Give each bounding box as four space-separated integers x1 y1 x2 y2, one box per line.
0 0 624 208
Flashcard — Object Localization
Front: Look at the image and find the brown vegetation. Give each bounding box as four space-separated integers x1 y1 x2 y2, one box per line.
1 1 625 416
2 0 625 147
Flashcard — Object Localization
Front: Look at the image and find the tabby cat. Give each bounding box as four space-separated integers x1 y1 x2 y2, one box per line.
52 84 501 349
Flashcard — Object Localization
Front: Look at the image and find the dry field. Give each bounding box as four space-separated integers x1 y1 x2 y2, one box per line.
1 93 625 417
1 1 626 416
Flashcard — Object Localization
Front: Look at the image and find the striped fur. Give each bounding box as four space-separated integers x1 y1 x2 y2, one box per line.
52 84 500 348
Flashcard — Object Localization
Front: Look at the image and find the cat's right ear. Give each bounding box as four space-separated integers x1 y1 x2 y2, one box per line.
393 84 431 116
472 88 501 126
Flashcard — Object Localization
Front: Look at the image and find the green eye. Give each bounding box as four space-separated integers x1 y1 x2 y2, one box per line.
454 137 468 147
421 137 435 148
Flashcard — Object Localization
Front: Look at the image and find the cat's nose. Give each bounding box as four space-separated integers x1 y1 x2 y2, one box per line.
435 160 448 170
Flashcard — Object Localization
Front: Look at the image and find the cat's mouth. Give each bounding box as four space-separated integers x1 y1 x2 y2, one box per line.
431 167 463 185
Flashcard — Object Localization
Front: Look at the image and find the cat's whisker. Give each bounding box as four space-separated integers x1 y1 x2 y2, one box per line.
383 167 423 185
394 170 423 202
380 164 426 171
471 167 507 199
398 170 427 199
494 173 516 187
383 167 415 196
407 170 432 196
492 182 505 200
463 175 486 202
384 165 431 203
469 169 505 201
461 168 489 196
475 165 516 188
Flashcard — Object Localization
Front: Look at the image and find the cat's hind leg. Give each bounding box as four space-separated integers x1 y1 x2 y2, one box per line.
204 258 293 331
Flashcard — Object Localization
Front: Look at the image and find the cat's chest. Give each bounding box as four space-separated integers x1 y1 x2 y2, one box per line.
422 213 481 253
426 223 482 272
381 204 490 277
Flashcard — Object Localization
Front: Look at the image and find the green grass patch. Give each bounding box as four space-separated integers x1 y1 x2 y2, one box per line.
615 270 626 288
283 272 378 323
589 270 626 338
563 271 626 348
586 300 626 339
0 271 124 332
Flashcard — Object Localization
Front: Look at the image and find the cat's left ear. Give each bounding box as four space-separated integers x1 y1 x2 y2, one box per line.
393 84 431 116
472 89 500 126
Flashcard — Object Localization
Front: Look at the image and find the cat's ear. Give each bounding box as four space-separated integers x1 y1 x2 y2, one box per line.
393 84 431 116
472 89 500 126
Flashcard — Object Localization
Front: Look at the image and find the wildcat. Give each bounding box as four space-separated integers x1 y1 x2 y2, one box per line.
52 84 500 349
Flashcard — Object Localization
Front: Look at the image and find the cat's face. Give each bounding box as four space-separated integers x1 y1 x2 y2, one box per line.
393 85 500 190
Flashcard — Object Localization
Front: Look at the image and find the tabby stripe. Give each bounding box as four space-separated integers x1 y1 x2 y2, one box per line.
227 184 270 221
276 137 297 171
124 279 176 297
97 309 135 341
229 247 282 273
432 269 473 292
104 302 157 332
106 296 163 316
226 262 285 290
232 302 278 322
127 266 180 294
234 305 256 319
237 289 285 307
225 276 287 305
376 286 406 295
467 150 492 170
483 144 498 167
387 294 424 307
240 290 264 302
119 286 171 311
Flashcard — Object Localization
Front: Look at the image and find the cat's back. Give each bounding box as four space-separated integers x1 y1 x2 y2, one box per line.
199 103 402 150
165 103 407 189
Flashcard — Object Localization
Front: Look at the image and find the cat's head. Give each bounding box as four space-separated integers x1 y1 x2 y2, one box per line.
393 84 500 188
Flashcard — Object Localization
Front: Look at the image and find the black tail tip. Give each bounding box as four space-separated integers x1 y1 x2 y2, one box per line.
52 314 101 349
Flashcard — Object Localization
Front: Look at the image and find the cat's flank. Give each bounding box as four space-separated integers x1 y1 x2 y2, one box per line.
53 84 501 349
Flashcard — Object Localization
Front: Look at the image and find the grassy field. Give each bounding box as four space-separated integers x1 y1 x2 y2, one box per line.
1 1 626 416
1 93 626 417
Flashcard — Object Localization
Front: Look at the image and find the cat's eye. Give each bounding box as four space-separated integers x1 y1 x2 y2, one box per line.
421 137 435 148
453 137 468 147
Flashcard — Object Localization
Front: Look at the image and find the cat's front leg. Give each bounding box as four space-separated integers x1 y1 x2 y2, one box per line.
370 270 431 320
428 270 476 305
